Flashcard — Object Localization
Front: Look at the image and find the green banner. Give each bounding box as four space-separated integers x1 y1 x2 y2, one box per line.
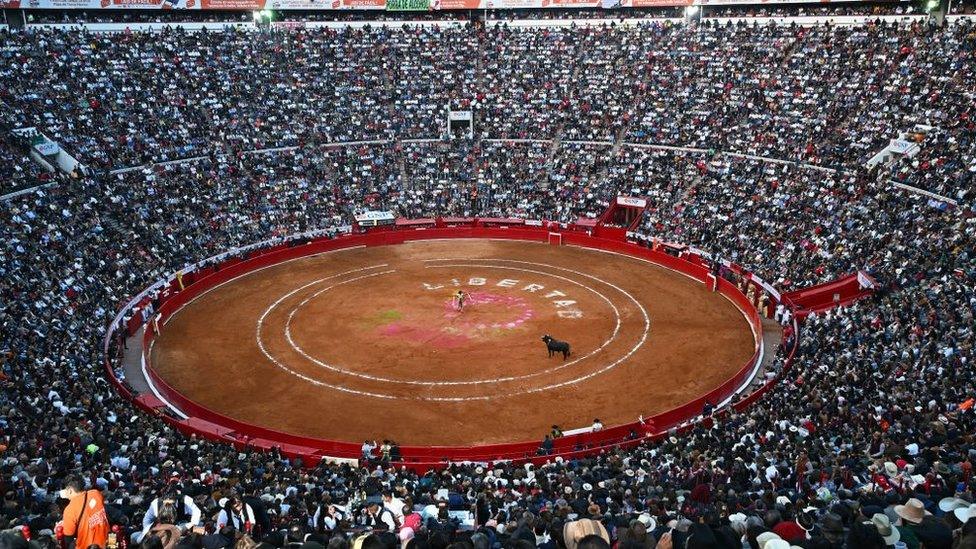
386 0 429 10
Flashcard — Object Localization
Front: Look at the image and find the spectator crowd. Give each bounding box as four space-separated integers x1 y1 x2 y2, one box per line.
1 18 973 198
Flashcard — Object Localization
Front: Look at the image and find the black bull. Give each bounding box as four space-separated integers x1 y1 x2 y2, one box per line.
541 335 571 360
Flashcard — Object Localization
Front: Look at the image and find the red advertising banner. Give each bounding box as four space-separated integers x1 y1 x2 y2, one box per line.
342 0 386 8
627 0 691 6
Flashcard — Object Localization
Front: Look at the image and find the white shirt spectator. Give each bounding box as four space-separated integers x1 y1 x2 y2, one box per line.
383 495 406 521
138 495 202 541
217 503 256 531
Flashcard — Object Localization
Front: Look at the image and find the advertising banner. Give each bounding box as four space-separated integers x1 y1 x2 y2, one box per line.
431 0 480 8
354 210 396 226
616 196 648 208
543 0 601 7
198 0 261 9
341 0 386 8
267 0 340 8
484 0 542 8
386 0 430 9
627 0 691 6
889 138 916 155
32 138 60 157
856 270 877 290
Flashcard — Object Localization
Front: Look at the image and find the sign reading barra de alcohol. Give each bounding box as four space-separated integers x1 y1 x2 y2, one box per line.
386 0 429 9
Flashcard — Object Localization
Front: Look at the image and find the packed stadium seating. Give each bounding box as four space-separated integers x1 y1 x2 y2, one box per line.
1 12 975 549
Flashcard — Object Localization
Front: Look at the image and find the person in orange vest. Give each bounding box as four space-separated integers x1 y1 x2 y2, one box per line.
60 476 110 549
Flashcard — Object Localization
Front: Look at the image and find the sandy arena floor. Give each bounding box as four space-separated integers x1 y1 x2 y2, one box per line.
150 240 755 446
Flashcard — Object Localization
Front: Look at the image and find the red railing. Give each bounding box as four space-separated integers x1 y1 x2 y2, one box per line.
781 272 875 316
106 220 772 468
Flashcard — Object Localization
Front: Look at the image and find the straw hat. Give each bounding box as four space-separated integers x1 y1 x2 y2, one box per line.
894 498 930 524
563 519 609 549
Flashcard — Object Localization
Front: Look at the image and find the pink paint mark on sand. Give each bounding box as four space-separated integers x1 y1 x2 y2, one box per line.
441 292 537 333
379 291 539 347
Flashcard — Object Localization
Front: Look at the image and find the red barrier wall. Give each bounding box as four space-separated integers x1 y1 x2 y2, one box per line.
781 273 874 316
111 223 769 467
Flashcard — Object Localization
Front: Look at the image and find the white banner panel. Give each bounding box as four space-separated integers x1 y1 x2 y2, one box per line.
616 196 648 208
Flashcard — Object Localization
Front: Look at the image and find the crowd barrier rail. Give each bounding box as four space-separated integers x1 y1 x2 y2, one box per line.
781 272 875 317
106 220 775 469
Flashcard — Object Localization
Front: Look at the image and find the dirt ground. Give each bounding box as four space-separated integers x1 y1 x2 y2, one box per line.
150 240 756 446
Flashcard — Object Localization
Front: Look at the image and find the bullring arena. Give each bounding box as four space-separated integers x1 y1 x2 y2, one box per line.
118 223 778 462
148 235 756 447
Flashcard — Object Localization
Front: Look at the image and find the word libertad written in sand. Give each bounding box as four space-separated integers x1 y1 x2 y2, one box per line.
421 277 583 318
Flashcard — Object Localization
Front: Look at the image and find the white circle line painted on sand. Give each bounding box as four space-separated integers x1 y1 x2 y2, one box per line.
417 258 652 400
257 259 650 401
426 259 652 401
282 263 623 386
256 266 404 400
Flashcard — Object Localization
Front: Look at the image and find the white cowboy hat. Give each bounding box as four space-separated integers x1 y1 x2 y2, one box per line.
728 513 747 524
954 504 976 523
636 513 656 531
755 532 782 548
938 496 969 513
